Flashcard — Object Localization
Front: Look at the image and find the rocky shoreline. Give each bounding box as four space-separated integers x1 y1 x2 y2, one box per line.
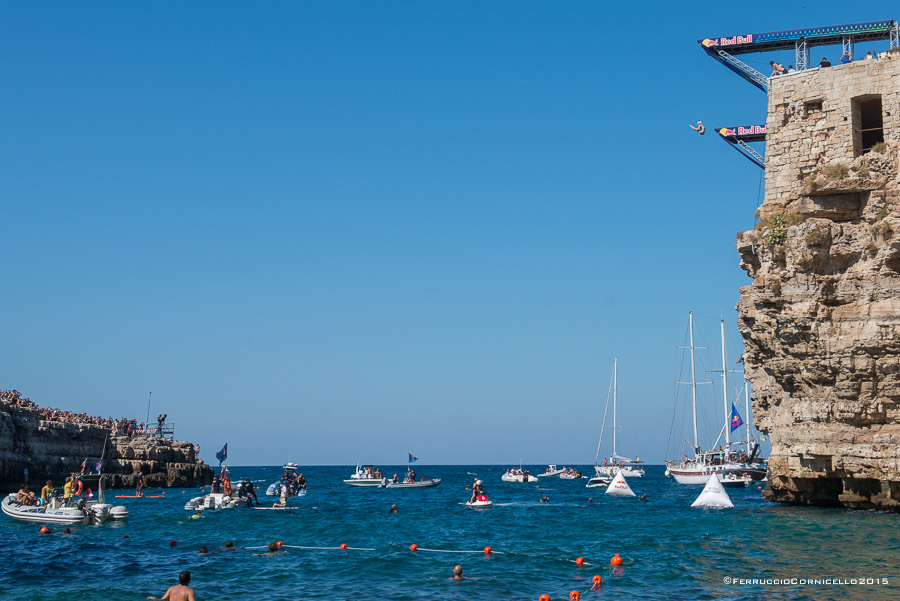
737 56 900 511
0 403 213 490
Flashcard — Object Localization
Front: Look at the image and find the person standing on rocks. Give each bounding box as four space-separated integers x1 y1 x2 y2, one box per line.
135 471 144 497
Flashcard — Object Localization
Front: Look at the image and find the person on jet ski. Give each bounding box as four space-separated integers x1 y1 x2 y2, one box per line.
470 479 485 504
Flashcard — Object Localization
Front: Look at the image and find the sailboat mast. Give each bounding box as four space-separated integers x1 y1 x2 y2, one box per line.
721 320 730 448
612 357 617 460
689 312 699 451
745 379 751 451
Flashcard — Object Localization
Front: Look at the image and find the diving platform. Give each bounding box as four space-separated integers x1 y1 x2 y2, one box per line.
700 19 900 92
717 125 766 169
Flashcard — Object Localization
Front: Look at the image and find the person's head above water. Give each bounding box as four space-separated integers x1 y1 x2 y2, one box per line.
453 565 463 579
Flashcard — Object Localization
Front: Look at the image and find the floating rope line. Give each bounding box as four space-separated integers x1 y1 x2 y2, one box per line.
414 548 504 554
283 545 374 551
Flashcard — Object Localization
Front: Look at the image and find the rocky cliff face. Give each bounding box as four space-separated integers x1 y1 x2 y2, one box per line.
0 404 213 490
736 55 900 511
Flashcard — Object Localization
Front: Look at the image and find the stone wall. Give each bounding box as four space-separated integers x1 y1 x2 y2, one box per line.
0 404 213 490
736 52 900 510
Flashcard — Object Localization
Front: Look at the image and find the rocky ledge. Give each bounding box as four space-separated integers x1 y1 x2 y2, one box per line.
0 404 213 490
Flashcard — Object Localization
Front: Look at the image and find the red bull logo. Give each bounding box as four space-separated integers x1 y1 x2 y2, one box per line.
702 34 754 48
719 125 766 138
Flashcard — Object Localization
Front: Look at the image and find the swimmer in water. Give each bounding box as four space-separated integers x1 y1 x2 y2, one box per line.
390 504 398 513
146 570 195 601
451 565 465 580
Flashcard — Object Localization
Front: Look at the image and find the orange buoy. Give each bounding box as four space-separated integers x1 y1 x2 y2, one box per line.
340 544 348 550
484 546 492 555
569 591 580 600
410 544 419 552
611 553 623 566
592 575 602 586
575 556 585 566
170 540 177 547
39 526 51 534
539 596 550 601
277 541 283 547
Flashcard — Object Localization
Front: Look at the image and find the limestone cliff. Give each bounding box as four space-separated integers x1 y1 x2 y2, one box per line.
0 404 213 490
736 54 900 510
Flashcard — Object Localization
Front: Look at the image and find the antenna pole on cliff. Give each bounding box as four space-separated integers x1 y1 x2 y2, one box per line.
145 391 152 434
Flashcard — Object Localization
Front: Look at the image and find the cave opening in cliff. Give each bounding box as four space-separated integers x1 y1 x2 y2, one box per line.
852 95 883 156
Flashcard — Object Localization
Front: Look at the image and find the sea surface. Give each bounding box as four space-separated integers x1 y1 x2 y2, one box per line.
1 465 898 600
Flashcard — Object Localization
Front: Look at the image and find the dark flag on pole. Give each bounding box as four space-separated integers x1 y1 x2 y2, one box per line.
408 453 418 463
216 443 228 466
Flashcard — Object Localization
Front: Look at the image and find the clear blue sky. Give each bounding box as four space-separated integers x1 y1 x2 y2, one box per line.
2 2 894 465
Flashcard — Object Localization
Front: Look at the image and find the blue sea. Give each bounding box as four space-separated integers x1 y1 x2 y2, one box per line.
1 465 898 600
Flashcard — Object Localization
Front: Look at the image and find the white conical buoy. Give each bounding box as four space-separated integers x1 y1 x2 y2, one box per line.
691 474 734 508
605 470 636 497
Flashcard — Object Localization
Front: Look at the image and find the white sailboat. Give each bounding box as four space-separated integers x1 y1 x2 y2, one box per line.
665 314 767 484
591 358 645 484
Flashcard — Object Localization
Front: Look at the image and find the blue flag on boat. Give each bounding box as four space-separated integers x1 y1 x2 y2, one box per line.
94 459 102 474
730 404 744 432
216 443 228 465
408 453 418 463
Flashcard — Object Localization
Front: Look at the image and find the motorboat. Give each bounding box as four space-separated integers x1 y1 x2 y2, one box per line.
501 469 537 483
266 463 308 496
184 492 248 511
586 475 611 488
465 495 493 509
386 478 441 489
344 464 388 487
2 474 128 525
537 465 565 478
717 472 753 488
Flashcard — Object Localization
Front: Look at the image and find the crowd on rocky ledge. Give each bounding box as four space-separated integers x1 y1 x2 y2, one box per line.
2 388 147 435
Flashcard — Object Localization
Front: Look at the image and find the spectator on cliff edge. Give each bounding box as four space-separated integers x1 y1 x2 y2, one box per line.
135 471 144 497
819 57 832 68
769 61 786 76
840 52 851 64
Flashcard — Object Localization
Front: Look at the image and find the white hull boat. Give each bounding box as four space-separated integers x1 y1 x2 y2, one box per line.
2 494 119 525
501 472 537 483
184 492 248 511
386 478 441 489
344 464 388 487
559 473 586 480
717 472 753 488
667 315 769 485
586 476 610 488
537 465 565 478
590 358 645 486
465 497 493 509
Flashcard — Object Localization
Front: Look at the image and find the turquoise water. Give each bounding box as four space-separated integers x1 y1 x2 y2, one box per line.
2 465 898 600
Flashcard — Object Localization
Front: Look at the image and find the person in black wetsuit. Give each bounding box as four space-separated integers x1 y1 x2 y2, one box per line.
243 478 257 506
296 473 307 490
